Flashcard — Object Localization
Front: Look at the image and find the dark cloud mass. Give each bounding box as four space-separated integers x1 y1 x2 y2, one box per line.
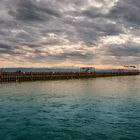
0 43 11 49
106 43 140 57
110 0 140 26
8 0 61 21
0 0 140 67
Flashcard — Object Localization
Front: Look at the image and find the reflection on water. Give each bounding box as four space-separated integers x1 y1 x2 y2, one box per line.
0 76 140 140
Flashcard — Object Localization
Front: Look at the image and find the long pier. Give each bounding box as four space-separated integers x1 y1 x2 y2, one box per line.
0 72 139 82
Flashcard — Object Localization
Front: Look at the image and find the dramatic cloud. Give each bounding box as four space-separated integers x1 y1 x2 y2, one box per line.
0 0 140 68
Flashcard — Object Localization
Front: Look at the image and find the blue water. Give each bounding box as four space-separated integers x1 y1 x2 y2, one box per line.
0 76 140 140
2 67 138 73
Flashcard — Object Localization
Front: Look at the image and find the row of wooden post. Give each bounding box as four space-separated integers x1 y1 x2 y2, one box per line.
0 72 139 82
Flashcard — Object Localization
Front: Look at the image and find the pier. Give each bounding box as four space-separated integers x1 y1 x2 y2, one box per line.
0 72 139 82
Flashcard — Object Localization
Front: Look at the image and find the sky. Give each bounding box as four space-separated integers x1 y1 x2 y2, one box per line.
0 0 140 68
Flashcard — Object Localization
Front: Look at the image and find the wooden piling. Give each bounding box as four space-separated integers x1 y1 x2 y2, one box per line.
0 72 139 82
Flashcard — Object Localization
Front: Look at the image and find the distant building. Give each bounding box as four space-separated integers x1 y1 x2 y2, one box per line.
80 67 95 72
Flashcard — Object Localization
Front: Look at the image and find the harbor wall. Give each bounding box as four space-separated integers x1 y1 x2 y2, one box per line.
0 72 139 82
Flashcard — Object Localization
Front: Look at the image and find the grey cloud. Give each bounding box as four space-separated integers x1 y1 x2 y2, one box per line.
50 52 94 62
0 43 11 49
109 0 140 26
0 48 19 55
106 43 140 57
0 0 140 66
82 6 104 19
8 0 61 22
25 50 94 64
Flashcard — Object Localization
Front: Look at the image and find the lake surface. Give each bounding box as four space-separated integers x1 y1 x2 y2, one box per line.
0 76 140 140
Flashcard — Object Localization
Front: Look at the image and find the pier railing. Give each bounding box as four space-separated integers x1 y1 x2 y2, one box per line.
0 72 139 82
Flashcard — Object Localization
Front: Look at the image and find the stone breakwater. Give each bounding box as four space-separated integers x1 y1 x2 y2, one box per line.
0 72 139 82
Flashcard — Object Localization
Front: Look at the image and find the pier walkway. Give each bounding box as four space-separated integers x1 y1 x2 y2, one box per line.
0 72 139 82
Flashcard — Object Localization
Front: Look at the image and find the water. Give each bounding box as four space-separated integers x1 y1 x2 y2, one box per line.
2 67 138 73
0 76 140 140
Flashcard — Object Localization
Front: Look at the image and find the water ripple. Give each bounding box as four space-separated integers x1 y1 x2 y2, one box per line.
0 76 140 140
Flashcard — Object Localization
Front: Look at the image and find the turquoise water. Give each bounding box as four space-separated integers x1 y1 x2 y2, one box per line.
0 76 140 140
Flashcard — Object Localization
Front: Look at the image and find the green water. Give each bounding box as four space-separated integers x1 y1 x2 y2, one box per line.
0 76 140 140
